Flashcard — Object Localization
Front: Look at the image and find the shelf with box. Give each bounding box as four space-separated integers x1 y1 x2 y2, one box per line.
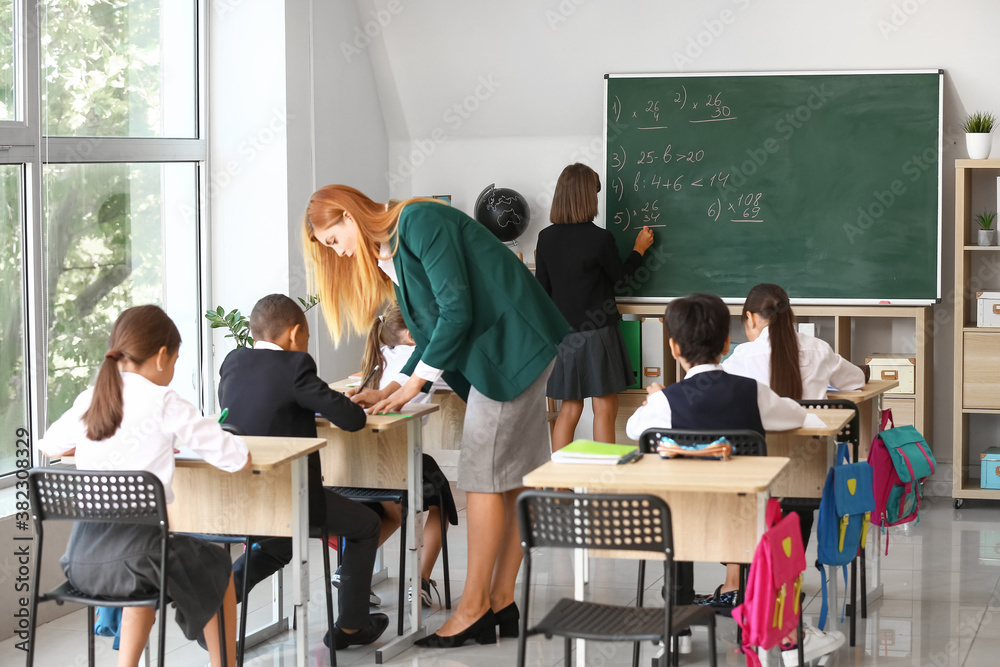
953 159 1000 507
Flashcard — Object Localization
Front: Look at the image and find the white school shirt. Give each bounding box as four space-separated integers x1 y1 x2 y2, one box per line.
37 372 249 503
722 326 865 400
378 345 451 403
624 364 816 441
378 243 443 385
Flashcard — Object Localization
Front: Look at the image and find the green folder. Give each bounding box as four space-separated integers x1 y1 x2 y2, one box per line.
552 439 640 465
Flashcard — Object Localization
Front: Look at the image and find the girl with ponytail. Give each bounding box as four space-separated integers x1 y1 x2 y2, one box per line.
38 305 249 667
723 283 865 400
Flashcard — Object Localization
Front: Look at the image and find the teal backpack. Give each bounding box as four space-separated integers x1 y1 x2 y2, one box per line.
816 442 875 630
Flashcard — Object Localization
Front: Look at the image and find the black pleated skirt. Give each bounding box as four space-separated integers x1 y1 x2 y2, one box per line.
546 324 636 400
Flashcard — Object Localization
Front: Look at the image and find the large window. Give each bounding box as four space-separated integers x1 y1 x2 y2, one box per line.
1 0 205 479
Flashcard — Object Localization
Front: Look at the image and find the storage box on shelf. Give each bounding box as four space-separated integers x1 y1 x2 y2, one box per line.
866 354 916 394
981 447 1000 490
978 291 1000 327
953 159 1000 508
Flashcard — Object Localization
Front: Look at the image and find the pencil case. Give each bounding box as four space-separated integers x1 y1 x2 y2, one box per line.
656 436 732 461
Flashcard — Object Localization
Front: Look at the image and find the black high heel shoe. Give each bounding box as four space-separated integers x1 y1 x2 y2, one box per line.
414 609 497 648
493 602 520 638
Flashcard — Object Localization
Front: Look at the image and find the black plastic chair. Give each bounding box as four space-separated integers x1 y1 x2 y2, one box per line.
329 476 453 636
638 428 768 456
516 491 718 667
26 468 226 667
796 397 865 648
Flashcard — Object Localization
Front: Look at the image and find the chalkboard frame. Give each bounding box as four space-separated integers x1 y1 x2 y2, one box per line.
603 70 944 306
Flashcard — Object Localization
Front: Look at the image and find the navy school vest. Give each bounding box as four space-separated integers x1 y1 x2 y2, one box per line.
661 370 765 436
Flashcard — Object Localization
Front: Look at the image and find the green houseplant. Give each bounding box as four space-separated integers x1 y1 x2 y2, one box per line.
205 295 321 349
962 111 996 159
976 209 996 246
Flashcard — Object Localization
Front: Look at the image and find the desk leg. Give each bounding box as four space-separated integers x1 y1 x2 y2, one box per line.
376 418 427 663
291 456 310 667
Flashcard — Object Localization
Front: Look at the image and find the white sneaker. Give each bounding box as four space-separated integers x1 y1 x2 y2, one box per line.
676 630 692 654
781 626 845 667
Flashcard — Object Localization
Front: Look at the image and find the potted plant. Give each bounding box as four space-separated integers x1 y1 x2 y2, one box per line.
962 111 996 159
976 209 996 246
204 295 321 349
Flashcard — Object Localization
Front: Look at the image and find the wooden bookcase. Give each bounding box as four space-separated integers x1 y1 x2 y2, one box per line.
615 304 933 445
952 159 1000 508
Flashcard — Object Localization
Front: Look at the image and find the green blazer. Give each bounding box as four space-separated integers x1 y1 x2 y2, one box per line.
392 202 570 403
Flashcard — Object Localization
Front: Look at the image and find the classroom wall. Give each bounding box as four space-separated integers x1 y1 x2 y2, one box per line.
353 0 1000 475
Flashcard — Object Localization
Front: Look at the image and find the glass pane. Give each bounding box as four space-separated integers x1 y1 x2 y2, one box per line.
0 0 13 120
42 1 196 137
44 162 200 425
0 166 25 475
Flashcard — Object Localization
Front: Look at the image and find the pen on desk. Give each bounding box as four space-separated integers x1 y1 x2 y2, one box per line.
618 449 644 465
218 408 229 424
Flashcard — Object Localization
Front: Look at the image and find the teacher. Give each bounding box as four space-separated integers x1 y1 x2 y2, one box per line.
302 185 570 648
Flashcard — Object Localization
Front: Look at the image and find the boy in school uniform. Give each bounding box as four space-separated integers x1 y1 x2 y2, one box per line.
218 294 389 651
625 293 844 665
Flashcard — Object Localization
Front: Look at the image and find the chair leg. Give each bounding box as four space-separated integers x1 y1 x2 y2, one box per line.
397 500 407 636
322 531 337 667
797 598 805 667
707 614 718 667
564 636 573 664
237 537 251 666
850 557 857 647
633 560 646 667
87 606 95 667
218 602 228 667
439 499 452 609
860 542 868 618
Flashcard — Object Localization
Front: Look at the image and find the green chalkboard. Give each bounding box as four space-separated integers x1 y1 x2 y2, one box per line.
604 71 942 304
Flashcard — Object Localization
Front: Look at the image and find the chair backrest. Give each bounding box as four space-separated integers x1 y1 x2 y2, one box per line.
517 490 672 556
28 468 168 527
638 428 768 457
795 399 859 447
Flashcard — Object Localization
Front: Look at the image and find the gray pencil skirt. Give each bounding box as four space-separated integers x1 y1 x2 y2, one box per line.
458 360 555 493
61 522 232 640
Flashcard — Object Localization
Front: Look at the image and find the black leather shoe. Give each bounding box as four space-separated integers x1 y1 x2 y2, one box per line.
414 609 497 648
323 613 389 650
493 602 519 638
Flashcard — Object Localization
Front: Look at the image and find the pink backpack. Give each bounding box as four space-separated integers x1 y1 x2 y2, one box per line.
732 499 806 667
868 409 936 554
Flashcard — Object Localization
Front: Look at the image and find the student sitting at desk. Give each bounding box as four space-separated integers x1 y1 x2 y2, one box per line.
351 305 459 608
38 305 248 667
218 294 389 651
722 283 866 400
625 293 844 664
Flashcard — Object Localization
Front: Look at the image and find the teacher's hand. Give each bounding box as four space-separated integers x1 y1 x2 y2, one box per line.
368 375 424 415
350 382 399 408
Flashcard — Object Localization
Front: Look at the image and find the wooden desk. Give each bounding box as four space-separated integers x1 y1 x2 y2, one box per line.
829 379 898 459
766 408 854 499
316 403 438 663
523 455 789 563
169 436 322 667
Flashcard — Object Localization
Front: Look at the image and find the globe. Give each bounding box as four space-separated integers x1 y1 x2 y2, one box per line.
473 184 530 243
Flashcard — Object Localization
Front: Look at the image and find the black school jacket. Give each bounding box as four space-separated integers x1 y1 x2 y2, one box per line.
218 348 366 526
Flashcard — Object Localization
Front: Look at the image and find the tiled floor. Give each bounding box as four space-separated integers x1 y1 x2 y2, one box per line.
6 495 1000 666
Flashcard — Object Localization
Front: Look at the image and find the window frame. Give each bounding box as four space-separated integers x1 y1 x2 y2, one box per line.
0 0 210 483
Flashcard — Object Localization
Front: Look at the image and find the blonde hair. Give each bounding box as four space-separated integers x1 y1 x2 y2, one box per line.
360 305 410 390
301 185 440 342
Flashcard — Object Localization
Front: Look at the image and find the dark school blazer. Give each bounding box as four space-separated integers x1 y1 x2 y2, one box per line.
392 201 571 403
218 347 366 525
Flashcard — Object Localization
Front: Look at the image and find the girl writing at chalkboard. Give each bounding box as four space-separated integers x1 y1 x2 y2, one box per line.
535 163 654 449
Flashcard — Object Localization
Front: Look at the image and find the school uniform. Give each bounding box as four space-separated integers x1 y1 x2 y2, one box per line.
535 221 642 400
625 364 807 604
37 373 249 640
217 343 380 630
722 326 865 399
383 201 571 493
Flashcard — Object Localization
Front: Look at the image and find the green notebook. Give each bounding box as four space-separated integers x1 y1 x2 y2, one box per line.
552 440 641 465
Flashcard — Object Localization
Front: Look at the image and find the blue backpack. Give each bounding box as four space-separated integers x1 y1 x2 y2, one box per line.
816 442 875 630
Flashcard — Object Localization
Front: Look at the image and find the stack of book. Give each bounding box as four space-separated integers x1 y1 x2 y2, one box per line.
551 440 642 465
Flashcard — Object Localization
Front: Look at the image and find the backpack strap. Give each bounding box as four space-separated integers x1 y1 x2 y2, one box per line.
817 561 829 630
837 441 851 466
766 497 783 528
880 409 894 432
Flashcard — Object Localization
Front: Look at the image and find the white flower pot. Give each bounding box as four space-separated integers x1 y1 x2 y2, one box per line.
979 229 996 246
966 133 993 159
